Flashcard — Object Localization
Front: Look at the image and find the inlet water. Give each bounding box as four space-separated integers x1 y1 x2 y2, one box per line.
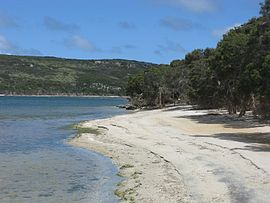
0 96 127 203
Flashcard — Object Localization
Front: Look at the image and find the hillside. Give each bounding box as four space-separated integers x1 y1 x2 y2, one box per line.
0 54 153 96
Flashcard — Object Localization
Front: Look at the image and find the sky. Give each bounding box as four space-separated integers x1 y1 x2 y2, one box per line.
0 0 262 64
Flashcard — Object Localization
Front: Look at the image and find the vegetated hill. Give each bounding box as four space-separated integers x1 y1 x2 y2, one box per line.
0 54 153 96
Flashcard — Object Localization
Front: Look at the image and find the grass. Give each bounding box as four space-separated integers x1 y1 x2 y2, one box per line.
120 164 134 170
65 124 101 136
114 188 136 202
115 165 141 203
117 171 125 177
74 125 100 135
117 181 126 187
114 189 126 200
131 171 142 179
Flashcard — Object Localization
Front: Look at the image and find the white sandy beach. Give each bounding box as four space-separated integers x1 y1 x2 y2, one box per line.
70 106 270 203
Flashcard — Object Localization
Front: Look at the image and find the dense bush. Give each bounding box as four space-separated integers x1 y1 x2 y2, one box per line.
127 0 270 119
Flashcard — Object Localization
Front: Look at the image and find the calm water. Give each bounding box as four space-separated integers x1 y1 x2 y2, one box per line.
0 96 127 203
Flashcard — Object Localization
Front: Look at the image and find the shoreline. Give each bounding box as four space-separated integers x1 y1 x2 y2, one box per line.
69 106 270 202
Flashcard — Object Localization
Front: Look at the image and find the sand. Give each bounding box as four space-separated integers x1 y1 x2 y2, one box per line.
69 106 270 203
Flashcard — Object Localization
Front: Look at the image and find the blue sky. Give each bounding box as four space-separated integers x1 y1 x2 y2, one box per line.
0 0 262 64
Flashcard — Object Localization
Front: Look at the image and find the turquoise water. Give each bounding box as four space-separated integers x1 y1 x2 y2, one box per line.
0 96 127 203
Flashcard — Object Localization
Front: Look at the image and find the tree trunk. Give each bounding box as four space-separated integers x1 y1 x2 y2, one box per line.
228 104 237 114
159 89 164 108
239 107 246 117
251 94 256 113
239 99 246 117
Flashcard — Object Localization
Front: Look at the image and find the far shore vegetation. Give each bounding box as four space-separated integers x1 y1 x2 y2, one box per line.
0 56 152 96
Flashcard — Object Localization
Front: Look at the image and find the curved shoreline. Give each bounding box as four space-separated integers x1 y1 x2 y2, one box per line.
69 106 270 202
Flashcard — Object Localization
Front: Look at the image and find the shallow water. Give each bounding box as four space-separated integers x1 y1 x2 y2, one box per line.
0 96 127 203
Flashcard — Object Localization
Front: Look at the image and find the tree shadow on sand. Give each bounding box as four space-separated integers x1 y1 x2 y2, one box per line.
176 113 267 129
162 106 193 112
194 132 270 152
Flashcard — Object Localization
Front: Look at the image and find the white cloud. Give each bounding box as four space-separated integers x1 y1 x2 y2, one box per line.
65 36 99 52
0 34 42 55
212 23 241 37
0 35 14 51
63 36 136 54
154 0 219 13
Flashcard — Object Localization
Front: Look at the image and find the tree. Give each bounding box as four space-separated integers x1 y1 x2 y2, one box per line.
260 0 270 17
126 66 169 107
186 49 219 108
255 54 270 119
210 26 252 115
126 0 270 119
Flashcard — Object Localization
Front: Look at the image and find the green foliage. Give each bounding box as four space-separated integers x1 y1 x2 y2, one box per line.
126 65 179 107
126 73 144 97
164 62 189 102
260 0 270 17
185 49 219 108
211 26 251 113
142 66 167 106
127 1 270 119
0 55 152 96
